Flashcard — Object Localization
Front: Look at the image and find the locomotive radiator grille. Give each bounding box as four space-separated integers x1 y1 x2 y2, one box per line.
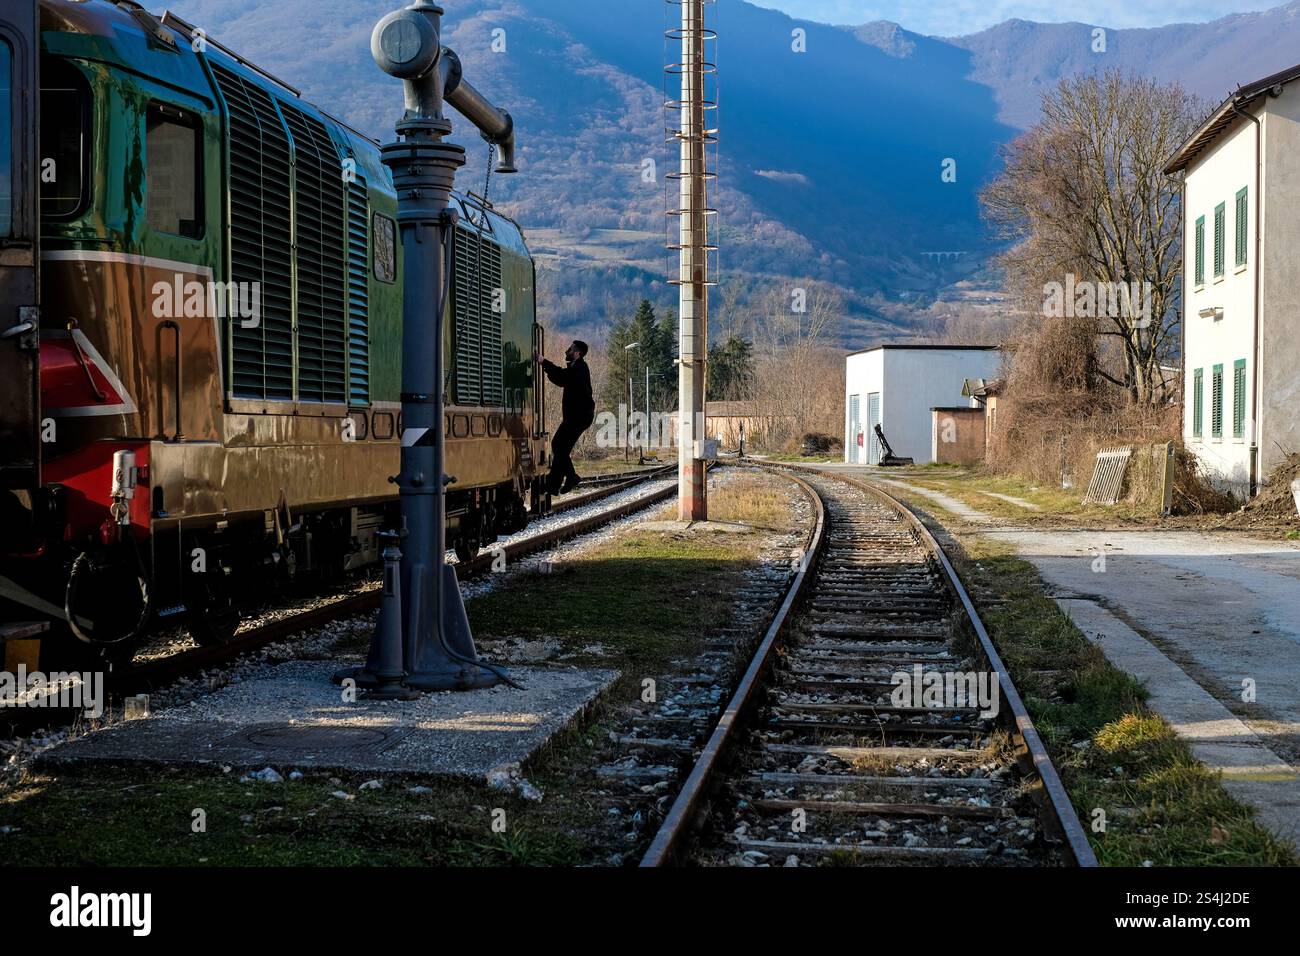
213 63 351 406
452 225 504 407
346 176 370 407
283 105 348 406
213 63 294 401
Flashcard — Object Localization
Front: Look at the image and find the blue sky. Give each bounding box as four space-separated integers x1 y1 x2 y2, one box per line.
752 1 1277 36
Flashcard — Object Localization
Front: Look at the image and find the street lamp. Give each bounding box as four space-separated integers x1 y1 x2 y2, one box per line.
625 341 640 463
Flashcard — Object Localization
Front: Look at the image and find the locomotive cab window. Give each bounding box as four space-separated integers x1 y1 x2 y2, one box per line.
373 213 396 283
0 40 11 236
146 103 203 239
39 59 90 219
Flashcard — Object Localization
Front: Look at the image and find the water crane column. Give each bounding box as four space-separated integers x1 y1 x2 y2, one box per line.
336 0 517 695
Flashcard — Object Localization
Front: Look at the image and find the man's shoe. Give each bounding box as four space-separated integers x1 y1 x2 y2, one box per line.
560 476 583 494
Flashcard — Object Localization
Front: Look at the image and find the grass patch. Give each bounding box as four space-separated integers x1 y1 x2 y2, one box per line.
646 472 801 532
766 454 838 464
471 529 752 671
954 539 1295 866
0 769 585 867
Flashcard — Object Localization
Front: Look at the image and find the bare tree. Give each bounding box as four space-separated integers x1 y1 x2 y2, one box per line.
742 281 843 447
982 72 1205 404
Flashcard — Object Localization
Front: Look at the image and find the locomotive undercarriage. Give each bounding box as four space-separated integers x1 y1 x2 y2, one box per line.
1 479 535 663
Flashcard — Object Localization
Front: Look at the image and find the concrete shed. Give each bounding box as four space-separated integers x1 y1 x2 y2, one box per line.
844 346 1002 465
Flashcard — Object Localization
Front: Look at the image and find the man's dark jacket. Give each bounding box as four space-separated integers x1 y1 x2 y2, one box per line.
542 358 595 425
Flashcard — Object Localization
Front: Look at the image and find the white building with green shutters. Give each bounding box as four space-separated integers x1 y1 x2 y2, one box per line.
1165 64 1300 500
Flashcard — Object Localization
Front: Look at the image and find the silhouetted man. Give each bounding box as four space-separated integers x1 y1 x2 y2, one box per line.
538 340 595 495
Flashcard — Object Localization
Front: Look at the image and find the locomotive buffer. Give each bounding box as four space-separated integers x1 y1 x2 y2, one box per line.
336 1 520 696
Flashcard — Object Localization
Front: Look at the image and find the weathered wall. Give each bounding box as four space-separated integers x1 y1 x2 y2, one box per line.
1261 87 1300 486
931 407 985 464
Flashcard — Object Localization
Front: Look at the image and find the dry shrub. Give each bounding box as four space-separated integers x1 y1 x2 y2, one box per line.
1170 444 1240 516
989 391 1236 515
983 303 1236 514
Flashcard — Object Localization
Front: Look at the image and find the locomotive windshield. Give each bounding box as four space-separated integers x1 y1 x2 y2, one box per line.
39 59 89 219
0 39 11 236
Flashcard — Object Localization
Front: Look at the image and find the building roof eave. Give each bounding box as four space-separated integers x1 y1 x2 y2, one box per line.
1164 63 1300 174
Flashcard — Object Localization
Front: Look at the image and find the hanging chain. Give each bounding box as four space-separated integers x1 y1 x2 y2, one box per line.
468 141 496 229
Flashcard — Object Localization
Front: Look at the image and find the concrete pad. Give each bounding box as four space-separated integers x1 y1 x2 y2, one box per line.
39 662 618 781
1061 599 1300 851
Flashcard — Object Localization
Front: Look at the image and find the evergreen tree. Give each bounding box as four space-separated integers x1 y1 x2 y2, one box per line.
600 311 637 410
652 308 678 411
707 336 754 401
601 300 688 413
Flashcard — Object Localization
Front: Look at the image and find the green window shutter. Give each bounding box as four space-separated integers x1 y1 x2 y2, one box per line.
1213 203 1225 277
1233 359 1247 439
1194 217 1205 286
1211 364 1224 438
1192 368 1203 438
1234 189 1248 268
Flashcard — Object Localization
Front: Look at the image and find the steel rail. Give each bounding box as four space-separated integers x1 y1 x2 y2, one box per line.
108 471 679 695
847 473 1099 867
639 470 826 866
640 461 1096 867
771 462 1097 868
566 464 675 490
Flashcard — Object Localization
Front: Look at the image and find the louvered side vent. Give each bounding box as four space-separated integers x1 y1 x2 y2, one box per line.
479 238 504 407
212 64 294 400
346 176 370 406
453 226 482 406
452 225 505 407
283 105 348 405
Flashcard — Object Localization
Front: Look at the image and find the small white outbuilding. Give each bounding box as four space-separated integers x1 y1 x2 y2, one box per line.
844 345 1002 465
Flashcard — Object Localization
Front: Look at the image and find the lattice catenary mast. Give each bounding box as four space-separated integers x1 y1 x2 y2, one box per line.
666 0 717 520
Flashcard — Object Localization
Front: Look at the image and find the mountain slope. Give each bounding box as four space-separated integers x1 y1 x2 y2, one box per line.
948 3 1300 128
161 0 1300 347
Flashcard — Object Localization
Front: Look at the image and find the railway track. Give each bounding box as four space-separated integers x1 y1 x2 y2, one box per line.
6 467 678 706
640 465 1096 867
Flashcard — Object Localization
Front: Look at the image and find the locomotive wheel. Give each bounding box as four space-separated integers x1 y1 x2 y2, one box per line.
454 535 481 565
186 569 241 646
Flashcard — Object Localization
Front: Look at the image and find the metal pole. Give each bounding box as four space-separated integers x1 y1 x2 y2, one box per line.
644 364 650 462
678 0 708 520
624 340 640 465
337 0 510 693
